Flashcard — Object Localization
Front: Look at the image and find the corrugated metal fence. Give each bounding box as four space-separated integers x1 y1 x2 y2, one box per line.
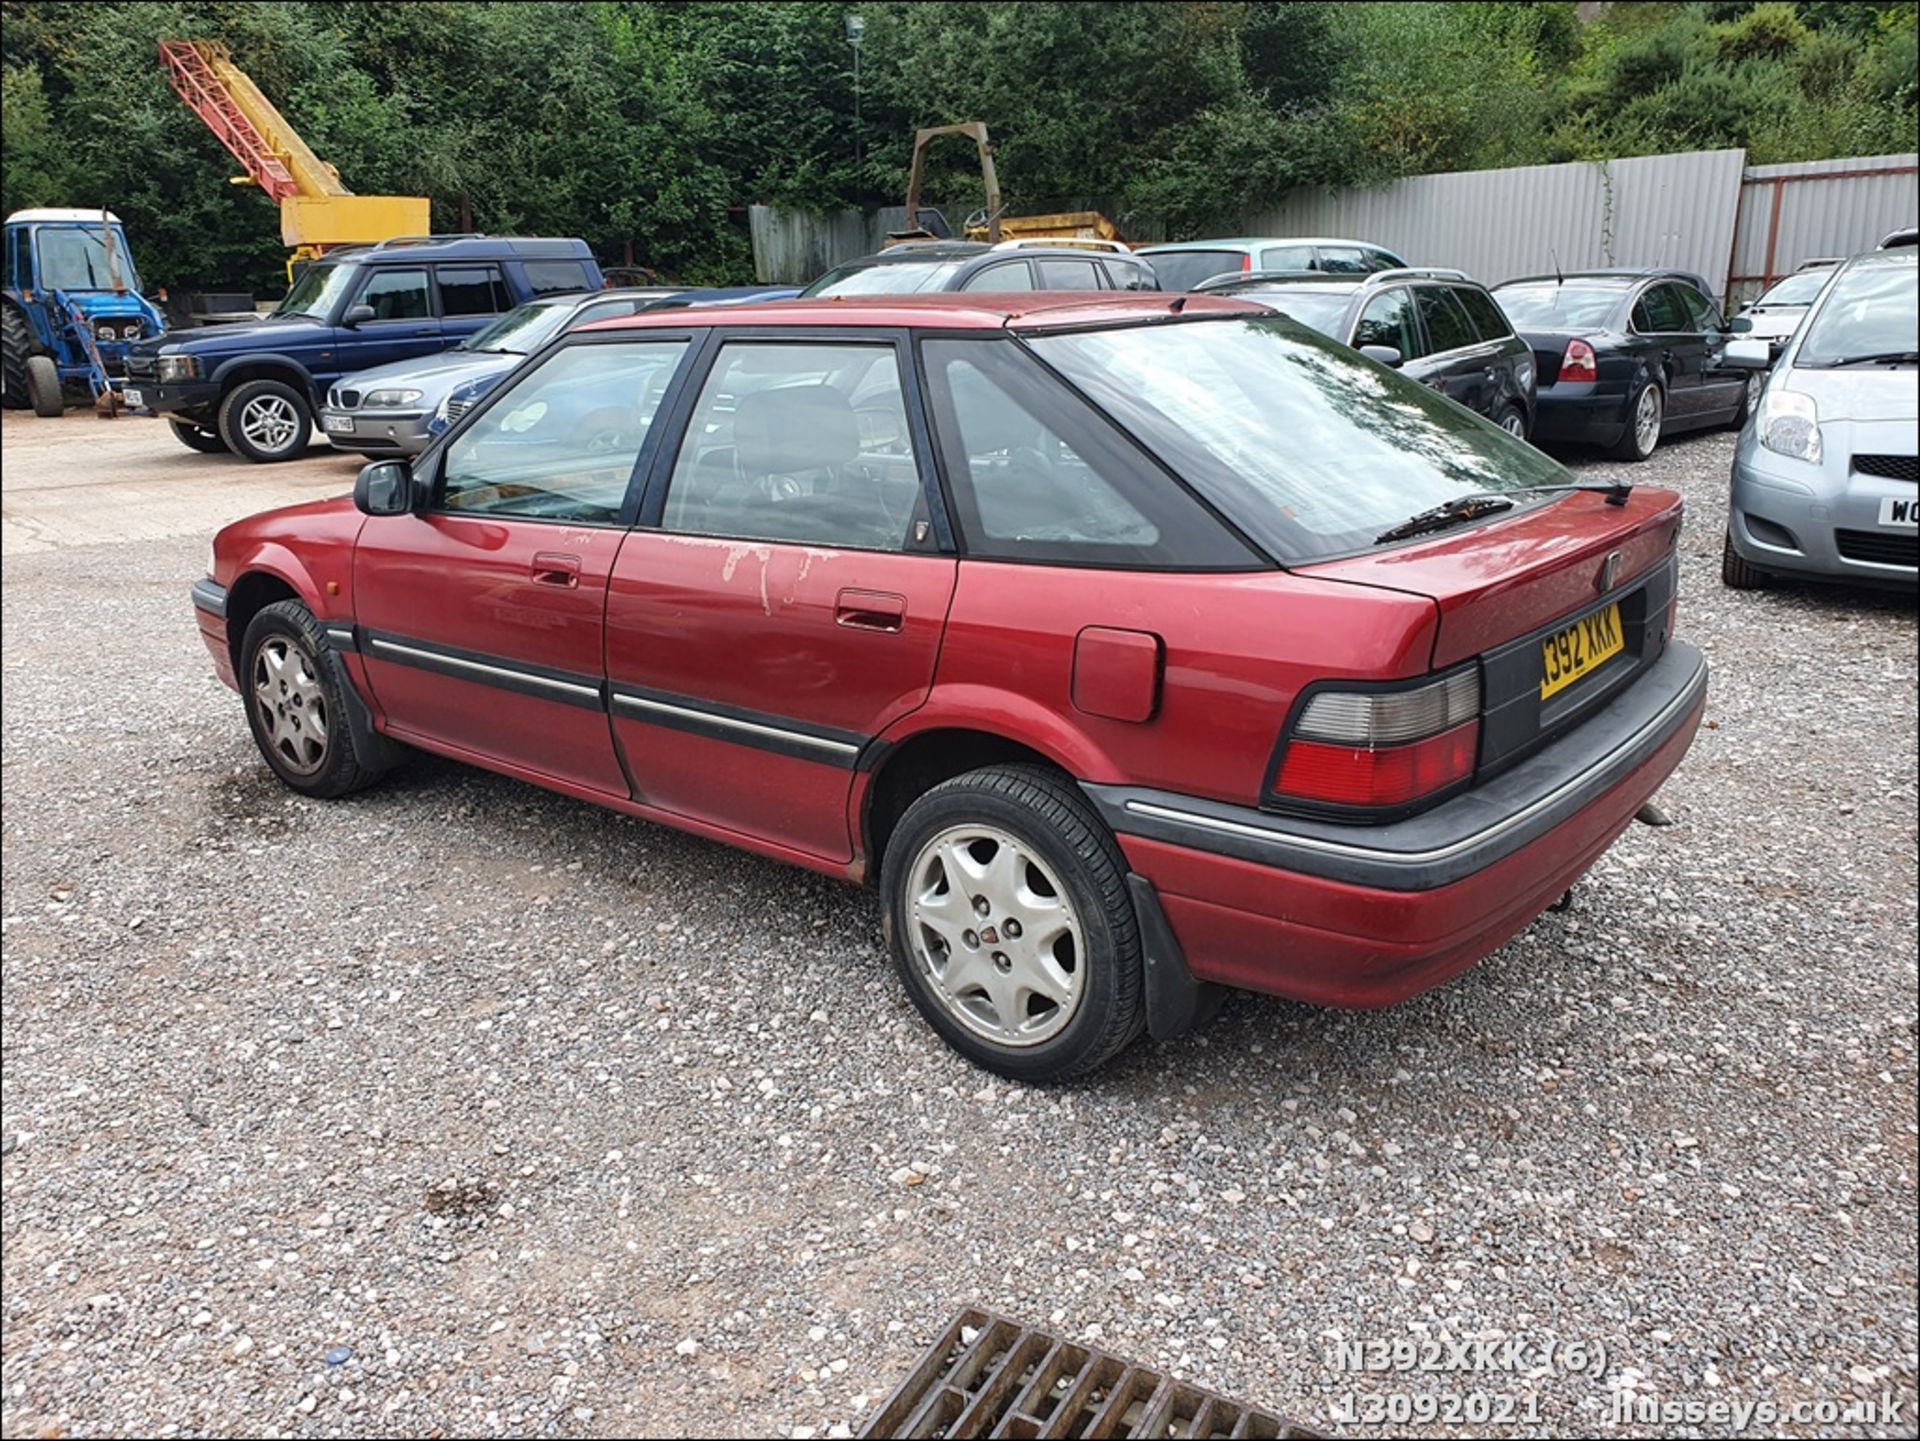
751 149 1918 302
1728 153 1918 305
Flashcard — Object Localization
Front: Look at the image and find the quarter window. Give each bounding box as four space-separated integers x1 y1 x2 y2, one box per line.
439 340 687 524
356 267 431 321
1414 284 1477 353
1352 288 1422 358
923 339 1255 568
1454 286 1513 341
522 260 594 296
661 342 925 550
436 265 511 317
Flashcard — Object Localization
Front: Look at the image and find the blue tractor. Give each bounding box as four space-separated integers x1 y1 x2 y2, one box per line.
3 209 167 416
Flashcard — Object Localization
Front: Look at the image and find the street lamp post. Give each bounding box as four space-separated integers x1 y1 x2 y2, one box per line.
844 14 866 203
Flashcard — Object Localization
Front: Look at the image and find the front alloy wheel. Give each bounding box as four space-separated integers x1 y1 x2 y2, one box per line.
251 634 330 775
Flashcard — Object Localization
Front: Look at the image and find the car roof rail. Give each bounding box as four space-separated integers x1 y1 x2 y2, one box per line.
990 237 1133 254
1368 266 1472 284
368 233 489 250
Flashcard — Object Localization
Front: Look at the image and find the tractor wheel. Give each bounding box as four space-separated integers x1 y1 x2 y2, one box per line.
25 354 64 417
1 303 32 410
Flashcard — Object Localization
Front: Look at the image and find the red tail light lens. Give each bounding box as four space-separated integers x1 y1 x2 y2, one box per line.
1241 252 1252 271
1270 668 1481 814
1558 338 1599 384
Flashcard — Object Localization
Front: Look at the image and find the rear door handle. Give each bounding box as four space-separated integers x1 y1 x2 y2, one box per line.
531 552 581 588
835 588 906 632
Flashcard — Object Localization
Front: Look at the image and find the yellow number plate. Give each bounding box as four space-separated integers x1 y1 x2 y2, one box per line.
1540 602 1624 700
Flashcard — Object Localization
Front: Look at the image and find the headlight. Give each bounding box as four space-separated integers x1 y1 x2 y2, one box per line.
1758 388 1821 464
156 354 199 383
364 388 423 408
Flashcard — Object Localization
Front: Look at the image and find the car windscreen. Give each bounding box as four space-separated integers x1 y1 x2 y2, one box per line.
1227 289 1352 338
463 302 572 354
35 226 137 291
802 260 969 297
1029 315 1569 563
1143 250 1245 291
276 263 358 318
1491 283 1626 331
1793 263 1918 367
1753 269 1831 308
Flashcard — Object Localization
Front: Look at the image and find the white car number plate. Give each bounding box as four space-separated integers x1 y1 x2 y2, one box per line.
121 388 143 408
322 414 357 435
1879 495 1918 529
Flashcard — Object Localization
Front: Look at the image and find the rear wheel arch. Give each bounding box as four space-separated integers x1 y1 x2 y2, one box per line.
861 728 1080 878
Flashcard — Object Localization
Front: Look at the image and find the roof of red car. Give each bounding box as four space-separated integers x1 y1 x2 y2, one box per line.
580 291 1266 333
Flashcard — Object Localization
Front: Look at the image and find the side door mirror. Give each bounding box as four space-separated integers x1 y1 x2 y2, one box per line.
343 303 376 327
1359 344 1405 369
354 459 415 515
1723 338 1774 370
1729 315 1753 333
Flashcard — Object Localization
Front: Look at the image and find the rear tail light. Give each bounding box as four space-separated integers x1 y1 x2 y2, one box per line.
1241 253 1252 271
1558 338 1599 384
1270 668 1481 815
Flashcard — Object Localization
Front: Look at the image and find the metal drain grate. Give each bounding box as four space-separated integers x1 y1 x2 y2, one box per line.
859 1307 1322 1439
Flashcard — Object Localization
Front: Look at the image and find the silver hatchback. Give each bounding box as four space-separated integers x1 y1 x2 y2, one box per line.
1723 249 1917 591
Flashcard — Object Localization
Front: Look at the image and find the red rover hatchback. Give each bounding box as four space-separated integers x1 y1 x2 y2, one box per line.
192 293 1707 1079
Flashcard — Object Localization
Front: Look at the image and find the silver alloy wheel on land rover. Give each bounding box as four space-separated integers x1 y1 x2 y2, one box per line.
240 394 301 454
906 823 1085 1047
252 636 329 774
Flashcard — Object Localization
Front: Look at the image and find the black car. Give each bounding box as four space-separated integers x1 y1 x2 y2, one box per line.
1492 269 1751 462
801 241 1158 297
1198 267 1537 436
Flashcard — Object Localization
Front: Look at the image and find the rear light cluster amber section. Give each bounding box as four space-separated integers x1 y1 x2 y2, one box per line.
1272 669 1481 812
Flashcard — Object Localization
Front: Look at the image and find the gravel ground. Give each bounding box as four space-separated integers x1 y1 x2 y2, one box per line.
2 426 1915 1439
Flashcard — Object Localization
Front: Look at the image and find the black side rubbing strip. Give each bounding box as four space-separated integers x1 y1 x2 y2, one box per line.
608 683 867 769
359 628 606 713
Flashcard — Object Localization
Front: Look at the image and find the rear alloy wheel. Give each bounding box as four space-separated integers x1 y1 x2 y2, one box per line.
218 378 312 463
1608 381 1663 462
1721 527 1770 590
25 354 64 418
883 764 1144 1081
168 418 229 454
1494 403 1528 439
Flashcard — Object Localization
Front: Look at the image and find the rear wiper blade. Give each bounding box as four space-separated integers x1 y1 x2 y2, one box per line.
1375 480 1632 544
1375 495 1515 544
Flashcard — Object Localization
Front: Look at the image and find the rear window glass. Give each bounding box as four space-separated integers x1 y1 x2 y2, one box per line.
523 260 594 296
803 260 968 297
1492 283 1625 330
1259 246 1316 272
1316 247 1372 275
1145 250 1245 291
1036 259 1103 290
1031 316 1568 564
1415 285 1477 352
1632 284 1690 333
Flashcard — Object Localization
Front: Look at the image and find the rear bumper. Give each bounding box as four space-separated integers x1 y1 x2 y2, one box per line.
1088 640 1708 1007
1530 383 1631 446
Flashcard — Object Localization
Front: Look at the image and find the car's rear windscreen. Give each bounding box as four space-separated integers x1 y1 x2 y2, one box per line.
1143 250 1246 292
1491 283 1627 331
1030 315 1569 563
802 260 969 297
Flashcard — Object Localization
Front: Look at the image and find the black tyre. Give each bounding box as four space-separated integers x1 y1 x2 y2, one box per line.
881 763 1145 1081
1607 380 1663 462
239 599 391 798
217 378 312 463
1 303 31 410
25 354 64 417
1726 369 1764 431
1721 527 1769 590
168 418 230 454
1493 403 1529 441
